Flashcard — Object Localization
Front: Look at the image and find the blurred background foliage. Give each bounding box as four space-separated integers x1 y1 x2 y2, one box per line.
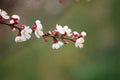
0 0 120 80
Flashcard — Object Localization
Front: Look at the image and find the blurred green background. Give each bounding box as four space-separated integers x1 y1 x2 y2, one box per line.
0 0 120 80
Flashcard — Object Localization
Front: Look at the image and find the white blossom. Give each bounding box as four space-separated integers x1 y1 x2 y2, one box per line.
9 14 20 24
52 41 63 49
34 20 44 38
15 36 26 43
63 25 72 36
0 9 10 19
56 24 72 36
75 37 85 48
21 26 32 39
15 26 32 43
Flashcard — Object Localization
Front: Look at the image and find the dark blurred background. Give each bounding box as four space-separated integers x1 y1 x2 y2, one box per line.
0 0 120 80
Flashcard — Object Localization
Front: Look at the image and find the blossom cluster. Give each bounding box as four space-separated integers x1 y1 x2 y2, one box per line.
0 9 86 49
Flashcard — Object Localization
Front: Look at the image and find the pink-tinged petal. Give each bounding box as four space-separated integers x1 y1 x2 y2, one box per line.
52 29 59 35
10 15 20 24
72 31 79 37
10 26 16 31
63 39 68 44
9 19 14 24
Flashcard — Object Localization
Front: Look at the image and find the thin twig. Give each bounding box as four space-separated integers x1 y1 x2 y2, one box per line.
0 21 21 31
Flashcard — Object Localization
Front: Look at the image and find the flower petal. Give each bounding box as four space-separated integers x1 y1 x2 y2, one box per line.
55 43 60 49
58 41 63 47
35 31 40 38
52 44 55 49
1 11 9 19
78 44 83 48
15 36 26 43
81 31 86 37
36 20 41 25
